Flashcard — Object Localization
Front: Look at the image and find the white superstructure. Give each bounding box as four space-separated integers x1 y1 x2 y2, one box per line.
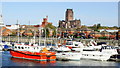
81 40 118 61
55 40 84 61
13 43 42 52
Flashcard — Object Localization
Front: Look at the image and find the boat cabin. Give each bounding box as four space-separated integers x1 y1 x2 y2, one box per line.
13 44 42 52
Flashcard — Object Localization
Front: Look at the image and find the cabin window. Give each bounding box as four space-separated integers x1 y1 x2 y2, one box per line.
18 47 20 49
37 47 39 49
21 47 24 49
93 55 95 56
90 45 92 46
14 46 17 48
25 47 27 49
75 44 78 46
66 42 73 45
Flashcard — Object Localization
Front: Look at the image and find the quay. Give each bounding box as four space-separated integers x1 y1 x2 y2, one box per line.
2 36 119 46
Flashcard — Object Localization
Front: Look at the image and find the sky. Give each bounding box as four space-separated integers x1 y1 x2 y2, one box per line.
1 2 118 27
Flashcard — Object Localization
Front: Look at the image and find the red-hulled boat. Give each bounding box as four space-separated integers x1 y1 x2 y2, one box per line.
10 43 56 61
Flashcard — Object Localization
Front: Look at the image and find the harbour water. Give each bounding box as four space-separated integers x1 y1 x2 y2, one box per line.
1 51 120 67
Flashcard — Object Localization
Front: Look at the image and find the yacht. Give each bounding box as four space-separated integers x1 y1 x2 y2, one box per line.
65 40 84 51
55 41 83 61
81 40 118 61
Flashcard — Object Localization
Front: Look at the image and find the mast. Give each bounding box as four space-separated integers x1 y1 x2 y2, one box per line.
0 15 4 43
33 30 36 44
28 21 30 44
39 26 41 45
17 20 19 43
44 28 46 46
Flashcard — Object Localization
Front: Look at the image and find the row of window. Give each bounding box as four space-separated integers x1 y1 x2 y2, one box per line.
14 46 39 50
83 54 103 57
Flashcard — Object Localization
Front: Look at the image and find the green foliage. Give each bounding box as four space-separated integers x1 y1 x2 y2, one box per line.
45 24 56 29
10 31 17 36
81 25 87 28
46 28 49 37
98 36 108 39
52 29 56 37
97 23 101 29
43 28 49 38
88 23 118 30
44 24 57 37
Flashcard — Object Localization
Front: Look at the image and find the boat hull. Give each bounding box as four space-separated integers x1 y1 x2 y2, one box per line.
56 52 82 61
10 50 56 61
81 51 113 61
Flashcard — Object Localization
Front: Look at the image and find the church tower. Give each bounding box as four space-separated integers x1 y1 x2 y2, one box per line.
65 9 74 21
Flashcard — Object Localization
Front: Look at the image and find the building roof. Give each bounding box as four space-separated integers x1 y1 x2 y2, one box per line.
77 27 92 31
99 29 118 32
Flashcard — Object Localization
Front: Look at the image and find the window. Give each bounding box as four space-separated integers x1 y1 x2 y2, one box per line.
21 47 24 49
18 47 20 49
66 42 73 45
37 47 39 49
75 44 78 46
14 46 17 48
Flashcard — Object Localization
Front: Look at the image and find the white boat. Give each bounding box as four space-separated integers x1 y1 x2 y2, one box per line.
55 42 83 61
55 45 71 52
0 44 3 52
81 40 118 61
65 40 84 51
56 51 82 61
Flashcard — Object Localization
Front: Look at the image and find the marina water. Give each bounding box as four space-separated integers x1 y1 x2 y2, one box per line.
1 51 120 67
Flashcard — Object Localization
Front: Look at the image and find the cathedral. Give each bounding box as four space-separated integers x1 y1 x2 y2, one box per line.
58 9 81 29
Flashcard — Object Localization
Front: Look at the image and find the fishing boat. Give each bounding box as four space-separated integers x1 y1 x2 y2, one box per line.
10 44 56 61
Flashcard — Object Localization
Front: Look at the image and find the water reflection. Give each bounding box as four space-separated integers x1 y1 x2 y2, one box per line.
10 57 56 66
1 51 120 66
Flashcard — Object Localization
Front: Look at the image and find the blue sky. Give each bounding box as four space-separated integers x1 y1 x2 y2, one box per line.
2 2 118 27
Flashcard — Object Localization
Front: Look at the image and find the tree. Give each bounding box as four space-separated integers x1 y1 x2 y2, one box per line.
92 24 98 31
45 24 56 29
43 28 49 38
97 23 101 29
45 24 56 37
46 28 49 37
81 25 87 28
52 29 56 37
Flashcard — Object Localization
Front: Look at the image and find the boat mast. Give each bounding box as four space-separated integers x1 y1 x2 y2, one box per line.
28 21 30 44
0 15 4 43
8 33 10 42
0 2 3 44
17 20 19 43
39 25 41 46
44 28 46 46
55 28 57 46
33 30 36 44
